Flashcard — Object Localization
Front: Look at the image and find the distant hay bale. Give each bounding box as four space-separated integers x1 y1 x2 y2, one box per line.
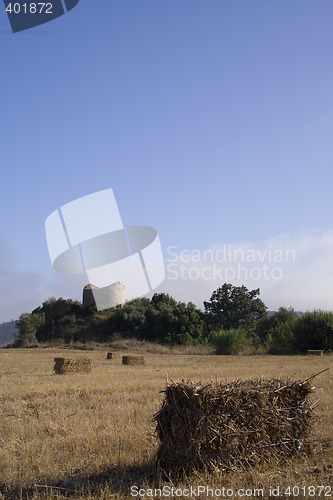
54 357 92 375
308 350 323 356
106 352 113 359
122 355 145 365
153 377 315 475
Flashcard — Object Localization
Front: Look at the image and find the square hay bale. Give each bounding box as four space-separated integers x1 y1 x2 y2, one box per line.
122 355 145 366
308 350 323 356
106 352 113 359
54 357 92 375
153 377 315 475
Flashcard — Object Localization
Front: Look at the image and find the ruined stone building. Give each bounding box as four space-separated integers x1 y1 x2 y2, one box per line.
82 282 125 310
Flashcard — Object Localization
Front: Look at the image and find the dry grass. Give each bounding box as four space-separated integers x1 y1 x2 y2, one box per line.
0 348 332 499
106 337 214 355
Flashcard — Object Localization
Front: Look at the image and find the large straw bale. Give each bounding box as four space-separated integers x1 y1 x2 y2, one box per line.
122 355 145 365
153 377 315 475
54 357 92 374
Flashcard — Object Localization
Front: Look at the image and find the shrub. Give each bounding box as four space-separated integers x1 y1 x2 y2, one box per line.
256 307 298 344
267 309 333 354
213 329 249 355
267 319 297 354
292 310 333 352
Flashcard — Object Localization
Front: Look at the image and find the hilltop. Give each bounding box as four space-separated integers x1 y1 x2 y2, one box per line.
0 320 17 347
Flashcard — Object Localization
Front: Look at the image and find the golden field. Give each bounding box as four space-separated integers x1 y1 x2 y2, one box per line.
0 345 332 499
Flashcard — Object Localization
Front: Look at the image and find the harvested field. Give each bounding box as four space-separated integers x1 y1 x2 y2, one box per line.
0 348 332 499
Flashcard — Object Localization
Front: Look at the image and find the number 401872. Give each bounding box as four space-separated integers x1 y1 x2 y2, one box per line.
5 3 53 14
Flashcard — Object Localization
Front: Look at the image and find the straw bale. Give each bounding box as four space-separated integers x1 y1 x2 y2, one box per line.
308 350 323 356
153 377 315 474
54 357 92 374
122 355 145 365
106 352 113 359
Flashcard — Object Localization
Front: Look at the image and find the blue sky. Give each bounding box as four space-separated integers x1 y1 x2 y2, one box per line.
1 0 333 322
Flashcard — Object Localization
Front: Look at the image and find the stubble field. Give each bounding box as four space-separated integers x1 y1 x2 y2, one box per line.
0 347 332 499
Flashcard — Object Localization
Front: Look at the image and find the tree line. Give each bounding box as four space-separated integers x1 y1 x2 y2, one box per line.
15 283 333 354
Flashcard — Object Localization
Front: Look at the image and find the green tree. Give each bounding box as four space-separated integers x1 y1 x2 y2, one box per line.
267 310 333 354
271 307 298 326
204 284 267 333
34 297 83 342
15 312 45 347
257 307 298 344
146 294 205 345
292 310 333 352
267 317 297 354
109 297 152 340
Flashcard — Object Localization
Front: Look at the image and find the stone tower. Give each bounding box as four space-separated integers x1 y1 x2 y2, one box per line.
82 284 99 307
82 282 125 310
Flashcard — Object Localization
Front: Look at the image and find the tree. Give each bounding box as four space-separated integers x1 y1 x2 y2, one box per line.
270 307 298 326
267 310 333 354
267 317 297 354
108 297 152 340
15 312 45 347
204 283 267 333
147 293 205 345
256 307 298 344
33 297 83 342
292 310 333 352
102 294 206 346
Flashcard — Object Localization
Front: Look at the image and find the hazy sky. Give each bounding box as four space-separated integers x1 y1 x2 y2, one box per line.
1 0 333 322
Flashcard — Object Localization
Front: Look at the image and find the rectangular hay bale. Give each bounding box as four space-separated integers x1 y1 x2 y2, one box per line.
54 357 92 374
122 355 145 365
153 377 314 474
